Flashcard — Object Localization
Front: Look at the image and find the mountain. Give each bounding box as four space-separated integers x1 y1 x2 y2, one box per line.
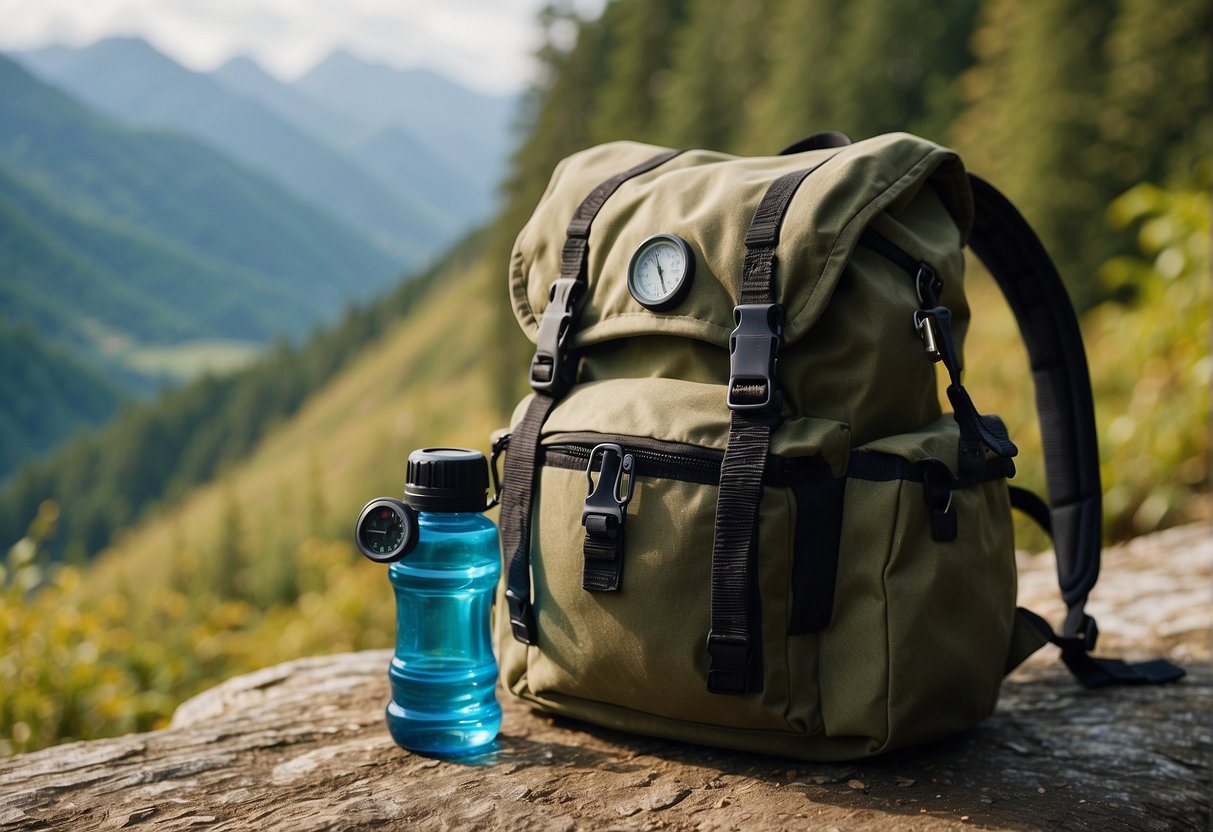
15 38 453 261
0 53 410 475
0 54 399 314
211 55 489 225
293 49 514 211
0 159 316 350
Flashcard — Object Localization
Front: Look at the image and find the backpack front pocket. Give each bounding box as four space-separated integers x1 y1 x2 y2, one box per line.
499 378 850 735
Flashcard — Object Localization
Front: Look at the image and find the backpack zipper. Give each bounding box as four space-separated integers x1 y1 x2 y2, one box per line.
543 432 832 486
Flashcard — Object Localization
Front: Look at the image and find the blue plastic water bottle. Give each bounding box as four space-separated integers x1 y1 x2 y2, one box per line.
354 447 502 755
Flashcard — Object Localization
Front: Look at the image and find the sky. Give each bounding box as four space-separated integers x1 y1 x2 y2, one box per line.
0 0 603 95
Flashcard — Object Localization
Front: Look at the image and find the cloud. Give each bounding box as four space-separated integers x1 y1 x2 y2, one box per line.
0 0 598 94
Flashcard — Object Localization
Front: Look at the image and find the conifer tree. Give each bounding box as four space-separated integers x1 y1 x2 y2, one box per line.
953 0 1118 309
589 0 689 145
657 0 777 152
830 0 980 141
1101 0 1211 190
745 0 841 154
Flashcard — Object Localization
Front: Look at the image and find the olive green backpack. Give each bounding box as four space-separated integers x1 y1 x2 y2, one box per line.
492 132 1183 760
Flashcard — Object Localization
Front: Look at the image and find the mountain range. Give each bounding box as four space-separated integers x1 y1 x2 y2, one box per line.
0 42 516 479
17 38 512 259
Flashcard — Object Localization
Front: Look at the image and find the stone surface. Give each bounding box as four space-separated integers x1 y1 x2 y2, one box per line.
1 523 1209 831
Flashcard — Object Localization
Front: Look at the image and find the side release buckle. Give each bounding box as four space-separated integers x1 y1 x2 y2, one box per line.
726 303 784 413
529 278 583 395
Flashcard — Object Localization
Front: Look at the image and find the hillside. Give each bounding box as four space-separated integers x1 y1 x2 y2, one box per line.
0 321 123 476
0 52 411 474
0 159 315 350
0 54 399 312
15 39 453 261
0 234 484 559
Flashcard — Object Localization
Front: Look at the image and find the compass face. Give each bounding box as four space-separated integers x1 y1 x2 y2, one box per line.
355 498 417 563
627 234 695 311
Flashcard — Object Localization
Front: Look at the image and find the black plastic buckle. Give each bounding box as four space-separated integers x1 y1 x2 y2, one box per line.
505 586 537 645
581 443 635 537
706 632 754 694
529 278 583 395
726 303 784 412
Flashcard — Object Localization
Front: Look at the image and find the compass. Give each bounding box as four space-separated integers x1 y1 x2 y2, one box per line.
627 233 695 311
355 498 418 563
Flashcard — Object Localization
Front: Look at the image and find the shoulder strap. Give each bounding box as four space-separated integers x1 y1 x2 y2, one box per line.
968 174 1183 686
501 149 683 646
967 174 1102 642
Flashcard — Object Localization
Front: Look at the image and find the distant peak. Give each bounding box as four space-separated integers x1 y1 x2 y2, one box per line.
216 53 270 77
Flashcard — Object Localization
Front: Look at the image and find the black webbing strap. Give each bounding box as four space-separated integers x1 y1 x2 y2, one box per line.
969 174 1184 687
967 175 1103 644
707 165 825 695
501 149 683 645
1016 607 1185 687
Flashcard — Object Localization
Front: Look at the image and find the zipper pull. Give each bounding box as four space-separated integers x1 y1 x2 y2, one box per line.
581 443 635 592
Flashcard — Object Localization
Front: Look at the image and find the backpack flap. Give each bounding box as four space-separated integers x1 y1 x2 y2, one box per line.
510 134 973 356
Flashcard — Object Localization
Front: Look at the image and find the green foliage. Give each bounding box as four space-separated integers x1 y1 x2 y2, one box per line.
1091 180 1210 536
0 501 391 756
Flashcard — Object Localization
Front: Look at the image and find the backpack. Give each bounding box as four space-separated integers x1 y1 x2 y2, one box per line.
491 132 1183 760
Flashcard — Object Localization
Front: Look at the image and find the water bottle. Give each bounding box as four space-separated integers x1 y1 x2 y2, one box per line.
354 447 502 755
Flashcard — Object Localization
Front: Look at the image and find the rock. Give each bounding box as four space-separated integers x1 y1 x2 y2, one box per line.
0 523 1209 831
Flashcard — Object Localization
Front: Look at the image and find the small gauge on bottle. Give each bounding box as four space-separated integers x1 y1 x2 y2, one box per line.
355 498 418 563
627 233 695 311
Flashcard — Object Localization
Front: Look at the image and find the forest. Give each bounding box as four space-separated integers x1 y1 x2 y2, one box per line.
1 0 1208 755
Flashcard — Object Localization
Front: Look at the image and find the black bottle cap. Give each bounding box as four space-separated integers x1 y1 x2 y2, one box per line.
404 447 489 513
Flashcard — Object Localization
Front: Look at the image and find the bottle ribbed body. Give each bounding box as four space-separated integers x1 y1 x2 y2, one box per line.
386 511 501 755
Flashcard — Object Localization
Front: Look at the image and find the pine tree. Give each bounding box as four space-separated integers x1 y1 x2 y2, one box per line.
589 0 689 145
830 0 980 141
1101 0 1211 190
656 0 778 152
953 0 1119 309
745 0 842 153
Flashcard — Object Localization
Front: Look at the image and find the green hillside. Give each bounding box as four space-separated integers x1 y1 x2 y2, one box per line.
0 321 124 476
1 239 500 753
1 0 1207 757
0 54 400 308
0 234 473 560
0 160 316 349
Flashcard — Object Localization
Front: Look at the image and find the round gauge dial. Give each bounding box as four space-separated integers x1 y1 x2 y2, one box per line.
355 498 418 563
627 234 695 311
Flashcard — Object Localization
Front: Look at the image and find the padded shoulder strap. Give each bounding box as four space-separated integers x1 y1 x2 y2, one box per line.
971 175 1184 688
966 174 1102 642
